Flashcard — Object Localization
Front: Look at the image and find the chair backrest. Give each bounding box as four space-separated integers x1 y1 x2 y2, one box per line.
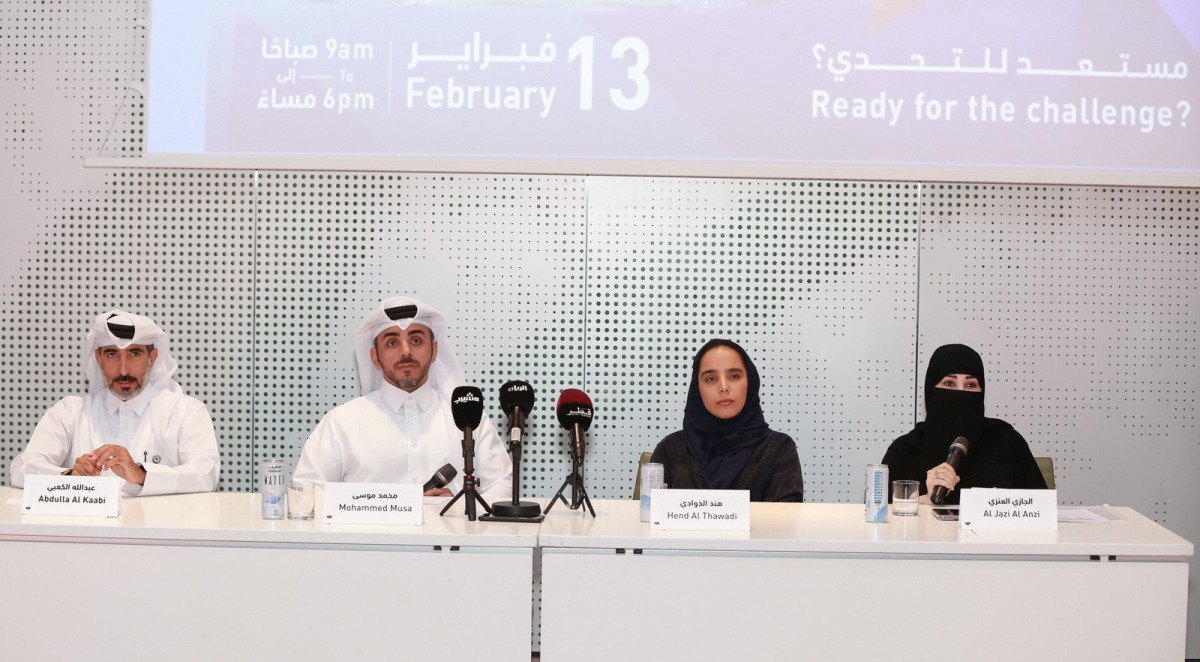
1034 456 1056 490
632 451 653 499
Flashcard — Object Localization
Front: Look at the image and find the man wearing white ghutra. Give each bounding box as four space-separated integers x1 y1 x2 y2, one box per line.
294 296 513 502
9 310 220 495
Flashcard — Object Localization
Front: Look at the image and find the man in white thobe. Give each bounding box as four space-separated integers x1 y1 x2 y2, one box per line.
9 311 220 495
293 296 512 502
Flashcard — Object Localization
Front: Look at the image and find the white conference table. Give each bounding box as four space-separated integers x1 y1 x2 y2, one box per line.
537 500 1193 662
1 489 1192 661
0 487 537 662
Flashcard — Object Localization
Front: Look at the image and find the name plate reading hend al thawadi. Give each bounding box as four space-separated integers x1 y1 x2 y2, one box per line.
22 475 121 517
650 489 750 532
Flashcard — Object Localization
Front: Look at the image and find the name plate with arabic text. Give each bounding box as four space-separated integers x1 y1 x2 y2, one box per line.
959 488 1057 531
323 482 423 525
650 489 750 532
22 475 121 517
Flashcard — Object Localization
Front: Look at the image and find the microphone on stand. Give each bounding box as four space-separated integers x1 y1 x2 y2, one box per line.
545 388 595 517
485 380 544 522
930 436 970 505
500 380 535 446
450 386 484 446
556 389 593 467
440 386 492 521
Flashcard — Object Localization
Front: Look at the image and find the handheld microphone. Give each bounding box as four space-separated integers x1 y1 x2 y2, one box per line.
499 380 535 445
556 388 594 464
423 463 457 492
930 436 970 505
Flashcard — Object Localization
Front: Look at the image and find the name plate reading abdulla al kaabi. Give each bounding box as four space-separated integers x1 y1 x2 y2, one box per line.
22 475 121 517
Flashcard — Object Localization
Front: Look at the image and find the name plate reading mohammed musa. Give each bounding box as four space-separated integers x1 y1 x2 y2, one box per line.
650 489 750 532
323 482 423 525
22 475 121 517
958 488 1058 531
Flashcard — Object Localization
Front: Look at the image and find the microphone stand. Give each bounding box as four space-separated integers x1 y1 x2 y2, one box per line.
483 407 544 523
545 423 595 517
440 425 492 521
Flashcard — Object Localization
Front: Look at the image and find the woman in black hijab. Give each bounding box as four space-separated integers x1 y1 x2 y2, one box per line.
650 339 804 502
882 344 1046 505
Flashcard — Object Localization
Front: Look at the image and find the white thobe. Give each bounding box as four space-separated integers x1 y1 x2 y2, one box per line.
294 380 514 504
9 389 220 496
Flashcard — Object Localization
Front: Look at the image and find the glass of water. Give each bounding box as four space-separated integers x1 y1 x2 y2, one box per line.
287 480 316 520
892 480 920 516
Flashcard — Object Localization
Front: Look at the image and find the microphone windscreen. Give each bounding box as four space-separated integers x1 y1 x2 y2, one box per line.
435 463 457 484
556 388 594 431
450 386 485 430
424 463 458 491
499 380 535 416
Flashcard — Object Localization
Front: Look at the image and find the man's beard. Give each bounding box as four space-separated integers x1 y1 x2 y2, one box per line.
395 376 421 390
108 376 145 402
386 360 428 392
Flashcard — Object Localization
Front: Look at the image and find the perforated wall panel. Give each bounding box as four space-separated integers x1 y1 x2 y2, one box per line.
252 172 589 492
585 177 918 502
0 168 257 491
1 1 1198 656
918 184 1200 525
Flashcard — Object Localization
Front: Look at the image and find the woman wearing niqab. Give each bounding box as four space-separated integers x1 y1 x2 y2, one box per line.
882 344 1046 505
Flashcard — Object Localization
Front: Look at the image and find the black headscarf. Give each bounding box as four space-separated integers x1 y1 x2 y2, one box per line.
921 344 986 467
681 339 772 489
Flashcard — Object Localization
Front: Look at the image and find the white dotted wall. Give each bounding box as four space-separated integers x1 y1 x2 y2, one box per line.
918 184 1199 527
585 178 918 501
253 171 590 493
0 169 257 490
1 1 1199 655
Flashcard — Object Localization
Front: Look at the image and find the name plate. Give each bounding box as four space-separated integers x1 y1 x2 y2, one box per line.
323 482 423 525
650 489 750 532
22 475 121 517
958 488 1057 531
